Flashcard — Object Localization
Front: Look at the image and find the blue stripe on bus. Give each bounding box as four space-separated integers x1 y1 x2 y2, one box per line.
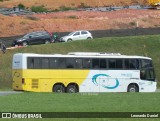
92 74 119 89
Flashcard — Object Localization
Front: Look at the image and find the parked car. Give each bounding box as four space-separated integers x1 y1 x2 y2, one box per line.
60 30 93 42
12 31 53 46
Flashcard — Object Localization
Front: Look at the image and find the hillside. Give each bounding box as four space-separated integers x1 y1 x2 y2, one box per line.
0 35 160 89
1 0 149 9
0 9 160 37
0 0 160 37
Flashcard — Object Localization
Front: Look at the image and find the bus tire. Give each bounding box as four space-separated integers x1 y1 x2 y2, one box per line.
127 84 139 92
66 85 78 93
53 84 65 93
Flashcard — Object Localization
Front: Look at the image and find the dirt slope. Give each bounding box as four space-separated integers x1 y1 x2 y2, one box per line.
0 0 159 37
1 0 148 9
0 8 160 37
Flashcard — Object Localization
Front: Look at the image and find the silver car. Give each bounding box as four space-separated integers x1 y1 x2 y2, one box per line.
60 30 93 42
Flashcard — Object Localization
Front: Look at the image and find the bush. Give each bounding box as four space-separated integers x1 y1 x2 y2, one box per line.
78 2 90 8
59 5 76 11
25 16 39 21
31 5 48 13
129 21 136 26
50 9 59 12
20 21 26 25
18 3 25 9
68 15 77 19
0 0 3 2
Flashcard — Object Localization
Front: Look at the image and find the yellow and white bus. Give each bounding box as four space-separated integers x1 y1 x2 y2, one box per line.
12 52 157 93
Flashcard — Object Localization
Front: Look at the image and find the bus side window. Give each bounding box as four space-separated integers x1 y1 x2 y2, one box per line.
124 59 129 69
75 58 82 69
27 57 34 69
41 58 49 69
92 59 99 69
116 59 123 69
129 59 135 69
109 59 116 69
66 58 74 68
57 58 66 69
130 59 139 69
83 59 91 69
49 58 58 69
125 59 139 69
100 59 107 69
109 59 123 69
34 58 41 69
136 59 139 69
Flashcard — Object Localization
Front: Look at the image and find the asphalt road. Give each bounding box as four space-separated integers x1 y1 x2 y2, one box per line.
0 91 23 96
1 27 160 47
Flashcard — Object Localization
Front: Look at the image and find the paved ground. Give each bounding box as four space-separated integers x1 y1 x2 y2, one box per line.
0 89 160 96
156 89 160 92
0 91 23 96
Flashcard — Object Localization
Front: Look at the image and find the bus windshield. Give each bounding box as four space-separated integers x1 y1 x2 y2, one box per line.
141 59 153 68
140 59 155 81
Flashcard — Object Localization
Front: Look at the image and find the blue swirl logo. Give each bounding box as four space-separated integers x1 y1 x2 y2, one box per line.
92 74 119 89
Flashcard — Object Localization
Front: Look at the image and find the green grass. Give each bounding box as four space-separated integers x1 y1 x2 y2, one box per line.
0 35 160 89
1 92 160 112
0 92 160 121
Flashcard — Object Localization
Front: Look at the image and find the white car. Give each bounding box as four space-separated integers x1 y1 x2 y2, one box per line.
60 30 93 42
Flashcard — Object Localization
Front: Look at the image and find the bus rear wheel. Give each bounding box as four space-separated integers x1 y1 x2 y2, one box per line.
127 84 139 92
53 84 65 93
67 85 78 93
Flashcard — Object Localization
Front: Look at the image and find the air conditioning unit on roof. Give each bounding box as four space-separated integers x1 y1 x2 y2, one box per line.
68 52 121 56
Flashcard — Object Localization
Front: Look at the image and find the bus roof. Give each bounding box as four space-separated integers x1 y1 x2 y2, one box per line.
13 52 152 60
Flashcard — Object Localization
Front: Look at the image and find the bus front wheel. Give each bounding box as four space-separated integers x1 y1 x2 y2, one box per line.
67 85 78 93
53 84 65 93
127 84 139 92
